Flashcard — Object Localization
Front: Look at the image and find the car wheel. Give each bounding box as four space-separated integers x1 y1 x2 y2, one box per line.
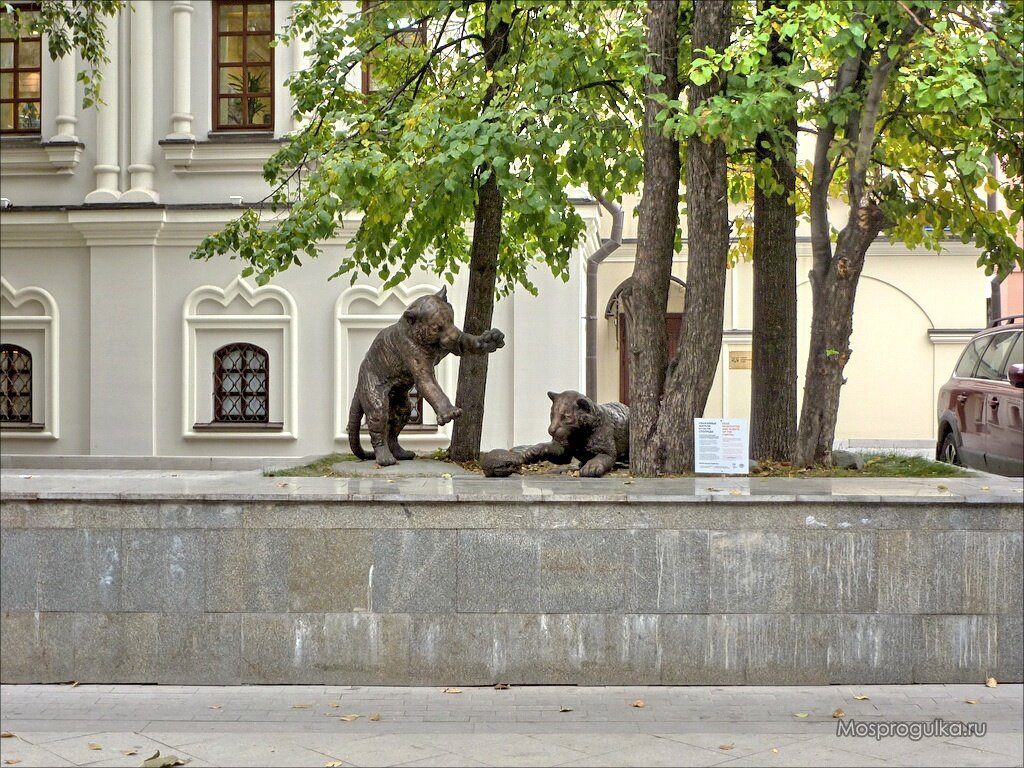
939 432 963 467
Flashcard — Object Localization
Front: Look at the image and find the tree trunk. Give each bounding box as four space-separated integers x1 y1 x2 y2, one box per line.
653 0 732 473
749 2 797 463
627 0 680 476
448 4 510 462
449 170 503 461
794 203 883 466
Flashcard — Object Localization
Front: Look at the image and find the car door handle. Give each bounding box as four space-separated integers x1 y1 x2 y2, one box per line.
956 394 968 404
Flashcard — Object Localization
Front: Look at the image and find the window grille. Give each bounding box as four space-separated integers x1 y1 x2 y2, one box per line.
213 0 273 130
213 342 269 422
0 2 42 134
0 343 32 423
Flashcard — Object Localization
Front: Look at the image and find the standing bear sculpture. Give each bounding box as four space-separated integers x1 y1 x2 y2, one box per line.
522 390 630 477
347 286 504 466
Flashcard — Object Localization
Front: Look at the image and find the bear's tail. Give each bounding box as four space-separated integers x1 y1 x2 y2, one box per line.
347 394 369 460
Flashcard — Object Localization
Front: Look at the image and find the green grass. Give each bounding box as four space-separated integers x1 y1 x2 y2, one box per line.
753 453 970 478
264 452 356 477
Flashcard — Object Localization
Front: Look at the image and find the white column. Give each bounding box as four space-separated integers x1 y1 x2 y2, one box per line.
84 12 120 203
123 0 158 202
166 0 194 140
52 50 78 142
290 0 311 132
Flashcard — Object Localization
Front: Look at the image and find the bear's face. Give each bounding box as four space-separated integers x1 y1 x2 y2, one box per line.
546 390 598 446
403 289 461 349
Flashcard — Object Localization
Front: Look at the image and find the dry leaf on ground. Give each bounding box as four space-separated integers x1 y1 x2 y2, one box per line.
718 744 734 751
292 704 313 709
328 702 340 708
208 705 222 710
833 709 846 718
793 712 809 718
442 687 462 694
4 759 22 765
140 752 190 768
123 751 139 756
559 706 573 712
87 743 103 750
494 683 511 690
369 713 381 721
986 677 998 688
0 733 13 738
771 748 779 754
853 694 869 701
339 715 361 722
631 699 645 708
325 762 344 767
966 699 978 704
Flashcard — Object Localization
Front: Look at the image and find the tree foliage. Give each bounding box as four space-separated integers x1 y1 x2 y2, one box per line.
0 0 124 108
191 0 645 296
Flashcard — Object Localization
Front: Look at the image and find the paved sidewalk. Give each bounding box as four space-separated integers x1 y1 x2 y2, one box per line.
1 684 1021 767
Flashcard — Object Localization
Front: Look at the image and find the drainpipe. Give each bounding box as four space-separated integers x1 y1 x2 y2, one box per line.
585 196 624 400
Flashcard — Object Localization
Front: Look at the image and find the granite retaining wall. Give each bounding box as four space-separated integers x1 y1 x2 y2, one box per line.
1 487 1021 685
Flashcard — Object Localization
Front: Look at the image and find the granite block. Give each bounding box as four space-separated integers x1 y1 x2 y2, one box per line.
456 530 540 612
0 610 75 682
659 614 745 685
997 613 1023 683
0 528 37 609
626 529 710 613
709 531 795 613
825 614 916 684
157 612 241 684
743 614 830 685
877 531 967 613
240 613 328 685
795 532 877 613
914 615 999 683
71 612 161 683
37 529 123 611
205 528 289 612
372 529 457 613
123 529 206 612
537 530 628 613
287 528 373 612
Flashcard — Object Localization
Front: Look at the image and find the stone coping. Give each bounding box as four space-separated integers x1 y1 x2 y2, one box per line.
1 468 1021 505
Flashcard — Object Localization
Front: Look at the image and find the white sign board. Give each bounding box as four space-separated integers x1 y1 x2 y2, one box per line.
694 418 749 474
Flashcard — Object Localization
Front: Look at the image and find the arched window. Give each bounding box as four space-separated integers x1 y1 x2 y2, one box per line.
0 343 32 423
213 343 268 423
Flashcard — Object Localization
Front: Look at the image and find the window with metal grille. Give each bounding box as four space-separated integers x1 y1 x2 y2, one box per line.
213 0 273 130
0 343 32 423
0 3 42 135
213 342 269 422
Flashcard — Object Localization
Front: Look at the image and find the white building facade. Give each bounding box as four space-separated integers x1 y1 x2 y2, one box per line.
0 0 993 465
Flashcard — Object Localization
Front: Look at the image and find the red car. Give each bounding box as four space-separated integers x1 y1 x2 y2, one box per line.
936 315 1024 476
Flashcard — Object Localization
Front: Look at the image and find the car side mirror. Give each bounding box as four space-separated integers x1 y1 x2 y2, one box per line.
1009 363 1024 389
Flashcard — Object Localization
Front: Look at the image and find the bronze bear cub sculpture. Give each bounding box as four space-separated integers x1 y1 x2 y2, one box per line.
347 287 504 466
522 390 629 477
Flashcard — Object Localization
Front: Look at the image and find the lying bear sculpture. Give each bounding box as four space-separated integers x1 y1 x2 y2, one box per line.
347 287 504 466
522 390 629 477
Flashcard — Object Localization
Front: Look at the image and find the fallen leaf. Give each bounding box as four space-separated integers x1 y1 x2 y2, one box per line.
292 704 313 709
328 702 340 709
339 714 361 722
141 752 190 768
369 713 381 721
4 760 22 765
937 484 948 491
729 489 742 496
833 709 846 718
981 485 990 491
0 733 13 738
442 687 462 694
123 751 139 756
966 699 978 704
441 472 453 479
771 748 779 753
623 480 634 485
853 694 869 701
719 744 734 750
325 762 344 767
559 706 573 712
986 677 998 688
87 743 103 750
631 699 645 708
793 712 809 718
208 704 222 710
494 683 511 690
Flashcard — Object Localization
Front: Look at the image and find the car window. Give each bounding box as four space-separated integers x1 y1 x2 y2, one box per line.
1000 331 1022 377
976 331 1016 381
954 338 989 378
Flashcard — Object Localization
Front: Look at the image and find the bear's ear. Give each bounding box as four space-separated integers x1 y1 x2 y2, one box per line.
403 306 419 323
436 286 448 302
547 391 558 401
576 396 594 412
